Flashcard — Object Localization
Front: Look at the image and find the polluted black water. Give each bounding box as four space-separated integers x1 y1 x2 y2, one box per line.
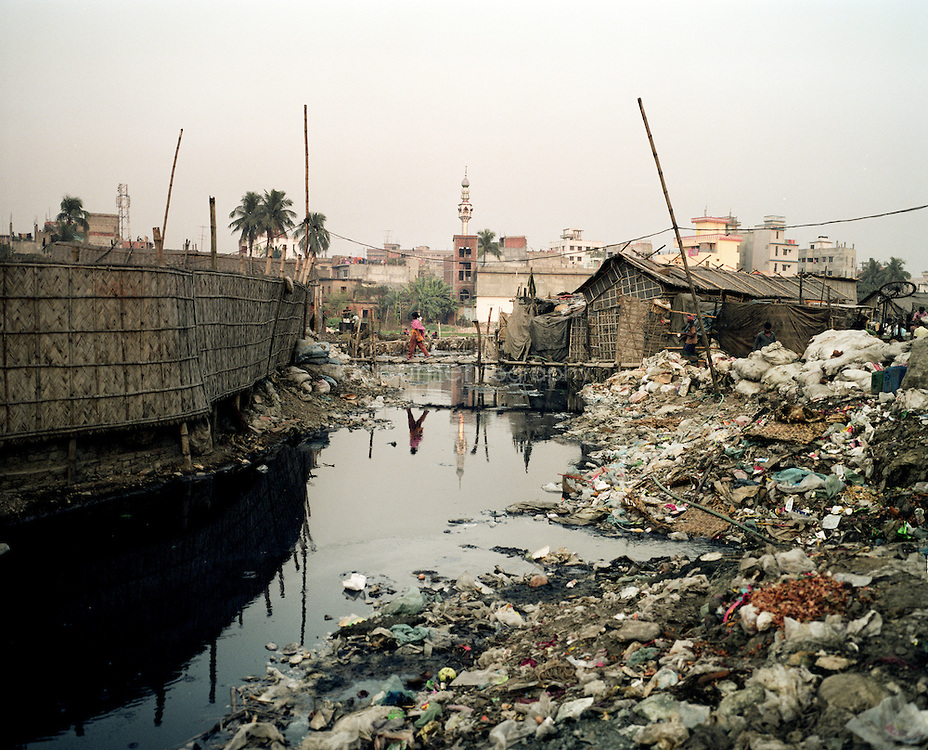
2 364 712 750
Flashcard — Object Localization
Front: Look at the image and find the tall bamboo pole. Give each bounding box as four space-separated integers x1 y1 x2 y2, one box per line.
301 104 314 286
209 196 217 271
638 98 719 391
158 128 183 265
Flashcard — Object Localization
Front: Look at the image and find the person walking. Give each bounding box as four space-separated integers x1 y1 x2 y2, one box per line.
407 312 430 359
753 321 776 351
681 314 698 361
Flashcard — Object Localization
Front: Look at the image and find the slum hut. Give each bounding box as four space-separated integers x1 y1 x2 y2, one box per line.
858 289 928 330
572 252 853 364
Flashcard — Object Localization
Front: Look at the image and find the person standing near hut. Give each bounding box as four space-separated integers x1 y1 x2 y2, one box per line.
681 314 698 361
753 321 777 351
407 312 430 359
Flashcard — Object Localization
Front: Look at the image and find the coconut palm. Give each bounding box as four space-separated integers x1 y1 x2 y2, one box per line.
228 191 262 256
55 195 89 241
477 228 502 266
857 258 884 299
881 256 910 284
293 212 331 259
257 189 296 258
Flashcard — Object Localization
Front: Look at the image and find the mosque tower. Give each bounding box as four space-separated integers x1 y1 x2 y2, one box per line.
457 169 473 235
452 169 477 307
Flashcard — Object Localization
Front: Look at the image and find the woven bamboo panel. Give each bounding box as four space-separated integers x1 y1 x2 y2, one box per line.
1 262 305 444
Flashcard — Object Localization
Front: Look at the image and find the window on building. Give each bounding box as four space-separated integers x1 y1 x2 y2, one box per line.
829 256 834 263
775 248 778 256
458 271 464 281
774 263 778 272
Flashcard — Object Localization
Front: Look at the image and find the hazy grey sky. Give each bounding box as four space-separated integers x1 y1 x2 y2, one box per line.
2 0 926 272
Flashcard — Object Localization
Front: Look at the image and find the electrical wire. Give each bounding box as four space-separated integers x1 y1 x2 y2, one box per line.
323 202 928 265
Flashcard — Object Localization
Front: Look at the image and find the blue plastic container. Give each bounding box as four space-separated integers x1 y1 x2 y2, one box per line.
882 365 907 394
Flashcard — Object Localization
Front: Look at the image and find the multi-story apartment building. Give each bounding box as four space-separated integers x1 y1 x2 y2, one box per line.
739 215 799 276
798 236 856 278
654 215 743 270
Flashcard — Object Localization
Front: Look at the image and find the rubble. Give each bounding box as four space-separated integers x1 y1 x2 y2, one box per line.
181 329 928 750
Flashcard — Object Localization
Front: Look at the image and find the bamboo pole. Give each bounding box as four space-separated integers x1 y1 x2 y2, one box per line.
638 98 719 392
209 197 217 271
158 128 183 264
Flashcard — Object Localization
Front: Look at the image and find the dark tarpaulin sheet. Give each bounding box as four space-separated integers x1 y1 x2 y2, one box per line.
502 299 576 362
502 300 532 360
529 314 572 361
715 302 832 359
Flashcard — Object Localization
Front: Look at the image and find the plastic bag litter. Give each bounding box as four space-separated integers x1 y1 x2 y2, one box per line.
450 667 509 688
747 664 816 723
382 586 425 616
342 573 366 591
772 468 828 493
896 388 928 412
491 603 525 627
226 721 285 750
455 571 493 595
488 718 535 750
633 718 689 748
555 697 594 723
299 705 395 750
846 694 928 749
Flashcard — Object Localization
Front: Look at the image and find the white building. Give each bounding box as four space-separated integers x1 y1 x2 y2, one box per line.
798 236 856 278
739 216 799 276
547 228 604 267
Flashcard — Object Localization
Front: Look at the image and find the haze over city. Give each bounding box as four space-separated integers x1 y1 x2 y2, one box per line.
2 0 926 273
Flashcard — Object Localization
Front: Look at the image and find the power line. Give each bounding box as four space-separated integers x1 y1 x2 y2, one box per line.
325 202 928 265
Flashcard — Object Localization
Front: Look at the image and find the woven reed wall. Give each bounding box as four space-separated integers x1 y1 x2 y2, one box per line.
40 242 309 278
1 262 305 444
587 295 657 365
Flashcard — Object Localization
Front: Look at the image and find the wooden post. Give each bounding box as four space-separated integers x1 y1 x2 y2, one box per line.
67 437 77 485
474 320 483 384
159 128 183 264
638 98 719 391
209 197 217 271
152 227 163 265
180 422 192 471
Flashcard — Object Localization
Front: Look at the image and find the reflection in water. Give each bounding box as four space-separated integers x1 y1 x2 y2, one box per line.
0 436 325 749
400 363 582 413
406 407 429 454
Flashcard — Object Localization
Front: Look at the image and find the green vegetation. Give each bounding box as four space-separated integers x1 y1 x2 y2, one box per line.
228 191 262 256
229 189 297 257
477 228 501 266
293 212 330 259
857 256 911 299
52 195 89 242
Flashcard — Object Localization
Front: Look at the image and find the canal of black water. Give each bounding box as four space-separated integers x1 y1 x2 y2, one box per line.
2 364 714 750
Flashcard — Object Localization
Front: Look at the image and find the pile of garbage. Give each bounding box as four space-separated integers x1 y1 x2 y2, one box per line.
553 335 928 549
187 544 928 750
188 329 928 750
725 330 911 402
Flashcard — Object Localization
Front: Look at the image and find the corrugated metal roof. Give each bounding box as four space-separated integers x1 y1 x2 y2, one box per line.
576 252 851 302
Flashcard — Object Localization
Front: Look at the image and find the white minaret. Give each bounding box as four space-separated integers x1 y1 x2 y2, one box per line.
457 168 473 235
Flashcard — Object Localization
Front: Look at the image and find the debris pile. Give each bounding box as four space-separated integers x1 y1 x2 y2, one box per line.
187 545 928 750
187 328 928 750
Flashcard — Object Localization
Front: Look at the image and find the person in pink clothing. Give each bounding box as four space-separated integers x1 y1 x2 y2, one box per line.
407 312 430 359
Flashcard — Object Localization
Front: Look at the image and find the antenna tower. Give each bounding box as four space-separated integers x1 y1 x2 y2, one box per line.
117 184 130 242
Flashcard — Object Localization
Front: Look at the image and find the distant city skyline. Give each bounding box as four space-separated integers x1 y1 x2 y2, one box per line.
2 1 926 272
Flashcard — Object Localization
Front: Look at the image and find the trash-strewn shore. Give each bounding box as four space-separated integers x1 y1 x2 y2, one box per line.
183 332 928 750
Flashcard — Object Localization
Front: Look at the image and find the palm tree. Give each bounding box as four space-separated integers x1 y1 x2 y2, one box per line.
857 257 884 299
55 195 89 241
228 191 262 256
293 212 331 259
881 256 910 284
257 189 296 258
406 276 458 322
477 229 502 266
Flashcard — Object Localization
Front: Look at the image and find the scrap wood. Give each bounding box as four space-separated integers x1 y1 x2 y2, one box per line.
649 476 785 547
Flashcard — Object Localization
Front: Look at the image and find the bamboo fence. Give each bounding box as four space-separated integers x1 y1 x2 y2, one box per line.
0 262 305 444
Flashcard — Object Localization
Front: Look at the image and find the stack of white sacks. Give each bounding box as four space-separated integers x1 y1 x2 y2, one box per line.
728 330 911 401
